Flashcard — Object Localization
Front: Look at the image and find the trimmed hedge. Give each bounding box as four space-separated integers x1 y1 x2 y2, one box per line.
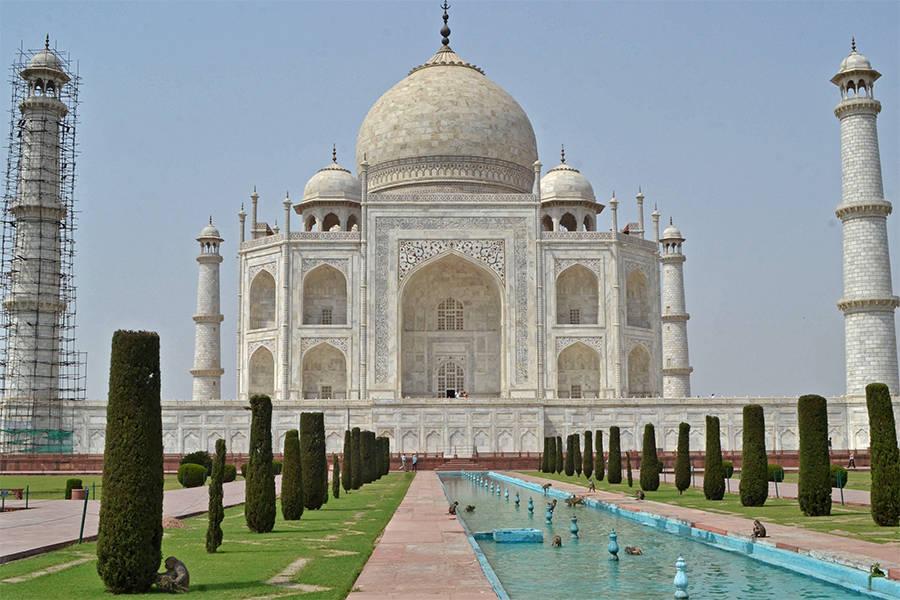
180 451 212 473
596 430 605 482
867 383 900 526
583 430 594 480
723 460 734 479
363 431 377 484
281 429 304 520
608 427 622 484
224 464 237 483
351 428 362 490
178 463 207 488
830 465 849 489
300 412 327 510
240 463 247 479
704 416 725 501
565 434 575 476
555 436 563 474
245 394 275 533
640 423 659 492
272 460 283 476
675 422 691 495
740 404 768 507
541 437 550 473
342 430 353 493
767 463 785 482
65 478 83 500
332 453 341 499
798 394 832 516
97 330 164 594
626 452 633 487
574 433 582 477
206 438 226 553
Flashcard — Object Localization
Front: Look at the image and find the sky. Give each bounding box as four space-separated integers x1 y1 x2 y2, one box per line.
1 1 897 402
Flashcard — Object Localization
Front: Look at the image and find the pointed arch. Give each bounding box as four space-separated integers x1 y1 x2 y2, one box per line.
346 214 359 232
249 346 275 397
627 345 652 398
559 213 577 232
301 342 347 399
626 269 651 328
542 215 554 231
322 212 340 232
249 270 277 329
556 264 598 325
305 215 318 232
303 264 347 325
557 342 600 398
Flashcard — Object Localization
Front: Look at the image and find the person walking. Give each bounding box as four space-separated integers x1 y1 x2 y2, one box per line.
412 454 418 472
401 454 407 472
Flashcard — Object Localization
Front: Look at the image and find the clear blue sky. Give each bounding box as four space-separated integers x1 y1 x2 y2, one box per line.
2 1 898 401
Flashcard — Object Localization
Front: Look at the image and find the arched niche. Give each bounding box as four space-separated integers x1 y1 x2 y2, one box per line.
301 343 346 399
541 215 554 231
249 346 275 397
322 213 340 232
626 270 651 329
557 342 601 398
627 345 652 398
303 265 347 325
346 214 359 232
556 265 598 325
559 213 577 232
400 253 502 398
249 271 277 330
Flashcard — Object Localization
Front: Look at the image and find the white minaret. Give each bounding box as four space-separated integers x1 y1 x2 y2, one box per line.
661 219 692 397
832 40 899 397
3 41 70 408
191 219 224 401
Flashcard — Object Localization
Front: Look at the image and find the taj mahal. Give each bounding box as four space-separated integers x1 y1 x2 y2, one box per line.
2 10 898 458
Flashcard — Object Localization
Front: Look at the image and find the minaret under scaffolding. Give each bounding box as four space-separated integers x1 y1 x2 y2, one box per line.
0 38 84 453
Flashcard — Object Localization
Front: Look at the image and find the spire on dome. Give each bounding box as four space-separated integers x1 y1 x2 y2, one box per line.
333 144 337 163
45 35 50 50
851 37 856 52
440 1 452 49
560 145 566 164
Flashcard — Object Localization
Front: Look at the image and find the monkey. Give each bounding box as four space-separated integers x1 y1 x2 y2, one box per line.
547 499 557 512
624 546 643 555
752 520 767 538
635 490 645 501
551 535 562 547
464 505 476 512
587 478 596 492
155 556 189 593
564 495 585 507
448 501 459 515
542 482 552 493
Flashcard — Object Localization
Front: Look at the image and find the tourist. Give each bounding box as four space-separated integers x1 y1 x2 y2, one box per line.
401 454 407 471
412 454 418 472
848 453 855 469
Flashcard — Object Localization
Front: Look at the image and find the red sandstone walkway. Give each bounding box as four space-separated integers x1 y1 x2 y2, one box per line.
348 471 497 600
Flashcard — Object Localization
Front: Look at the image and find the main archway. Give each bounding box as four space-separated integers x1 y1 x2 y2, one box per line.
399 253 503 397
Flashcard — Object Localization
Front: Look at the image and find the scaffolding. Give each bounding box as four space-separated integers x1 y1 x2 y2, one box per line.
0 42 85 454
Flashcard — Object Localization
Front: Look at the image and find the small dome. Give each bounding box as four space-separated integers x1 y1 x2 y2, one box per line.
540 163 595 203
302 162 361 203
199 221 222 240
662 223 683 240
29 49 63 70
838 50 872 73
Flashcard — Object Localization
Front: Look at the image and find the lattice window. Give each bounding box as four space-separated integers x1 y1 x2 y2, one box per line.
321 307 333 325
320 385 333 399
437 298 464 331
571 384 582 399
569 308 581 325
437 360 465 396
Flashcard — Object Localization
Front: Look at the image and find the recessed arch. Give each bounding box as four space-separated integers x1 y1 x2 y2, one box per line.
303 264 347 325
322 212 340 232
626 269 651 328
627 345 652 398
346 214 359 232
542 215 554 231
583 215 594 232
301 342 347 399
305 215 318 232
557 342 600 398
249 346 275 397
249 271 276 329
556 264 598 325
560 212 577 232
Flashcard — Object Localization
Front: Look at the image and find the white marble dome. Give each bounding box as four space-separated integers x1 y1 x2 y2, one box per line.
356 47 538 194
199 221 222 241
662 222 683 240
540 162 595 203
29 49 63 70
302 162 361 203
838 49 873 73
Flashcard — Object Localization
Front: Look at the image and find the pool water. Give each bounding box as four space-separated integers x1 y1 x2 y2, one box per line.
440 473 871 600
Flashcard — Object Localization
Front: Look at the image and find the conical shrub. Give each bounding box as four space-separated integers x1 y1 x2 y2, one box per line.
703 416 725 501
798 394 832 516
245 394 276 532
342 429 352 493
867 383 900 526
740 404 768 507
301 412 327 510
608 427 622 484
675 423 691 495
207 438 226 552
281 429 304 520
640 423 660 492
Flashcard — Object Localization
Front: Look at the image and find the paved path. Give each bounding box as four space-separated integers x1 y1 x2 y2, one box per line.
0 478 278 564
348 471 497 600
510 472 900 582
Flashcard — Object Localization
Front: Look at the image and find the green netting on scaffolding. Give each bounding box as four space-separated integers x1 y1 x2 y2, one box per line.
0 429 74 453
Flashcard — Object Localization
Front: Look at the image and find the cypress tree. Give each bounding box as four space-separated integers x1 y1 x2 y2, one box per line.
626 452 633 487
574 433 583 477
565 434 575 476
97 331 163 593
675 422 691 495
342 429 352 493
281 429 304 520
555 436 564 473
703 415 725 501
375 437 386 479
351 427 362 489
596 430 605 481
640 423 660 492
545 436 555 473
245 394 276 532
300 412 327 510
583 430 594 479
608 427 622 484
797 394 832 516
541 437 549 472
332 454 341 499
867 383 900 526
207 438 226 553
740 404 768 507
364 431 377 483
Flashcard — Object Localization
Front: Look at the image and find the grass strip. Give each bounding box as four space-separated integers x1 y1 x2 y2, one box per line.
0 475 201 498
0 472 414 599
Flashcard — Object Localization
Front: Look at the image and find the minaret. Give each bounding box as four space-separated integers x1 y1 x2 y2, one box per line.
831 40 899 396
191 219 225 401
3 41 70 410
661 219 692 397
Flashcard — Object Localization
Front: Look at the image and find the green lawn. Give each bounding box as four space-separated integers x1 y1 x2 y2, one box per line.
0 472 413 599
0 474 213 499
520 471 899 547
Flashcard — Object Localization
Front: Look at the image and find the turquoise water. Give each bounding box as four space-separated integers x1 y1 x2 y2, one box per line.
440 473 872 600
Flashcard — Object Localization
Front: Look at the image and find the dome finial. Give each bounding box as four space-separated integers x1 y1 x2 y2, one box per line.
851 37 856 52
209 215 213 225
560 144 565 164
45 35 50 50
333 144 337 163
670 216 673 225
440 1 452 48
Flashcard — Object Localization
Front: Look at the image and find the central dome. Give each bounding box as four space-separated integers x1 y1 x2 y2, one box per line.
356 47 538 194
